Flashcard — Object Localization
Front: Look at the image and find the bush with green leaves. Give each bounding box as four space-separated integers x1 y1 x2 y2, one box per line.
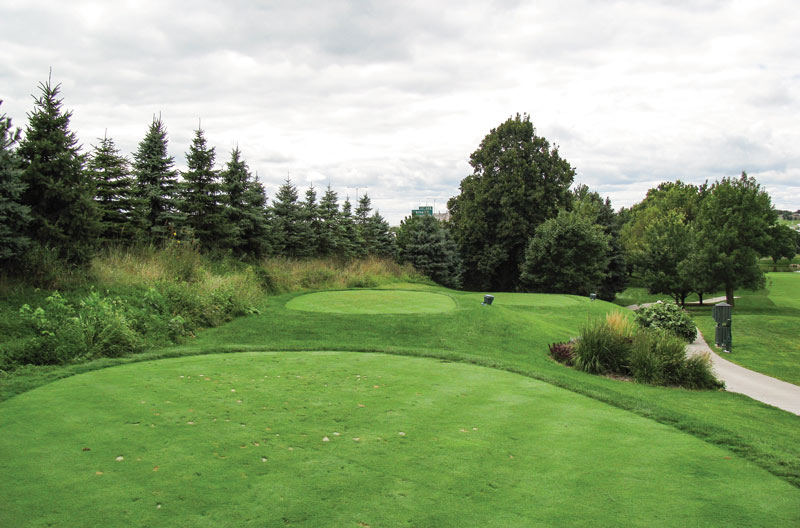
634 301 697 342
17 290 142 364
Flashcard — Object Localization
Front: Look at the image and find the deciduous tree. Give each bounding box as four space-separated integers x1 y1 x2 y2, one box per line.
448 114 574 290
519 210 609 296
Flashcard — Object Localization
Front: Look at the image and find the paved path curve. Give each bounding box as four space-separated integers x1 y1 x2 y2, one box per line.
687 330 800 416
627 298 800 416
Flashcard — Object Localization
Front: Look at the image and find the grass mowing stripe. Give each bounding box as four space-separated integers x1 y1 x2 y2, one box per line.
1 352 797 527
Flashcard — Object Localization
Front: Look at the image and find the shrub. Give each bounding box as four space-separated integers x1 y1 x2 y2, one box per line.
573 319 630 374
548 341 575 366
681 354 725 390
627 328 723 389
17 290 143 364
634 302 697 342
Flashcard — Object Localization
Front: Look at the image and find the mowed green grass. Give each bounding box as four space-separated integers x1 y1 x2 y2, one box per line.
2 352 798 527
120 287 800 491
286 289 456 314
690 273 800 385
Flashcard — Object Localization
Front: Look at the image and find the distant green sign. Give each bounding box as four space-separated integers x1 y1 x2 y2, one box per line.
412 207 433 217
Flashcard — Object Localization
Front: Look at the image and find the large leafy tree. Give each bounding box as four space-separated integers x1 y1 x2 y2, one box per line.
764 223 798 264
638 209 696 306
695 172 776 305
86 134 136 244
219 147 270 258
131 116 182 242
448 114 575 290
180 127 227 251
0 101 32 264
572 185 627 300
397 215 463 288
519 210 610 296
18 79 99 265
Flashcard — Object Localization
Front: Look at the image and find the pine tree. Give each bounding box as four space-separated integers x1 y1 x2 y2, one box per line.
354 193 373 251
340 197 365 259
219 147 270 258
18 79 99 265
365 211 397 258
302 184 322 256
131 116 182 242
86 133 136 244
397 216 463 288
0 101 32 264
271 177 312 258
317 185 345 257
180 126 227 251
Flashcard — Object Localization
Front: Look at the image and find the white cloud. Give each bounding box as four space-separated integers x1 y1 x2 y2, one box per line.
1 0 798 223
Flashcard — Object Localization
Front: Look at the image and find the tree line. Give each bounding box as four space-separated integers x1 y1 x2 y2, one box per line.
0 79 395 276
3 79 796 301
444 113 798 304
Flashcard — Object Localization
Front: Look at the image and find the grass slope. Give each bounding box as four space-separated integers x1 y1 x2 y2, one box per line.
690 273 800 385
148 287 800 490
2 352 797 527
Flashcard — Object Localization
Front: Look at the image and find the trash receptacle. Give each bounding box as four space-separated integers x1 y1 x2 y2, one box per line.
482 295 494 306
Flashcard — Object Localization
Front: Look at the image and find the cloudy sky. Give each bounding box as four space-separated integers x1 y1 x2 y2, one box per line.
1 0 798 224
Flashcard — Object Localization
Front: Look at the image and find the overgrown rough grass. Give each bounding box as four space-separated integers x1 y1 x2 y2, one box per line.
258 255 428 293
1 247 427 370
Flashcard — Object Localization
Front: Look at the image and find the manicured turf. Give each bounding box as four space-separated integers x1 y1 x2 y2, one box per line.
2 352 797 527
286 289 457 314
690 273 800 385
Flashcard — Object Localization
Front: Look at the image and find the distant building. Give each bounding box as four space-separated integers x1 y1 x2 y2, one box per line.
433 211 450 222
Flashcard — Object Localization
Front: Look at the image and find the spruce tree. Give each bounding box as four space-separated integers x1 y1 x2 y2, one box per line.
271 177 312 258
317 184 345 257
86 134 136 244
302 184 322 256
0 101 32 264
18 79 99 265
131 116 182 242
354 193 373 251
340 197 365 259
180 126 227 251
365 211 397 258
397 215 463 289
220 147 270 258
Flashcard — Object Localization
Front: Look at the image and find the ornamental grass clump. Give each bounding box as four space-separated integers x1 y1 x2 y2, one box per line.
634 301 697 342
573 316 630 374
560 311 723 390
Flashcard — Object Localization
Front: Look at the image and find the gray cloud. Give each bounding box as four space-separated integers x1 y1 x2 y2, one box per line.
1 0 798 223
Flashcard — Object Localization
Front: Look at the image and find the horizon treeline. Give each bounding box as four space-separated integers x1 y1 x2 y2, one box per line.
0 79 395 276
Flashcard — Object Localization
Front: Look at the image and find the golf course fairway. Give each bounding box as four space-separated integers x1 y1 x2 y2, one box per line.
1 352 797 527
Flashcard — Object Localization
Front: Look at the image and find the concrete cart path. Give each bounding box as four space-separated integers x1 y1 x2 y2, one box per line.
687 330 800 416
626 296 734 311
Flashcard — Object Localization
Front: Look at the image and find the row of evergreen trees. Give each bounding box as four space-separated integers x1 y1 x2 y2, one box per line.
1 79 396 271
